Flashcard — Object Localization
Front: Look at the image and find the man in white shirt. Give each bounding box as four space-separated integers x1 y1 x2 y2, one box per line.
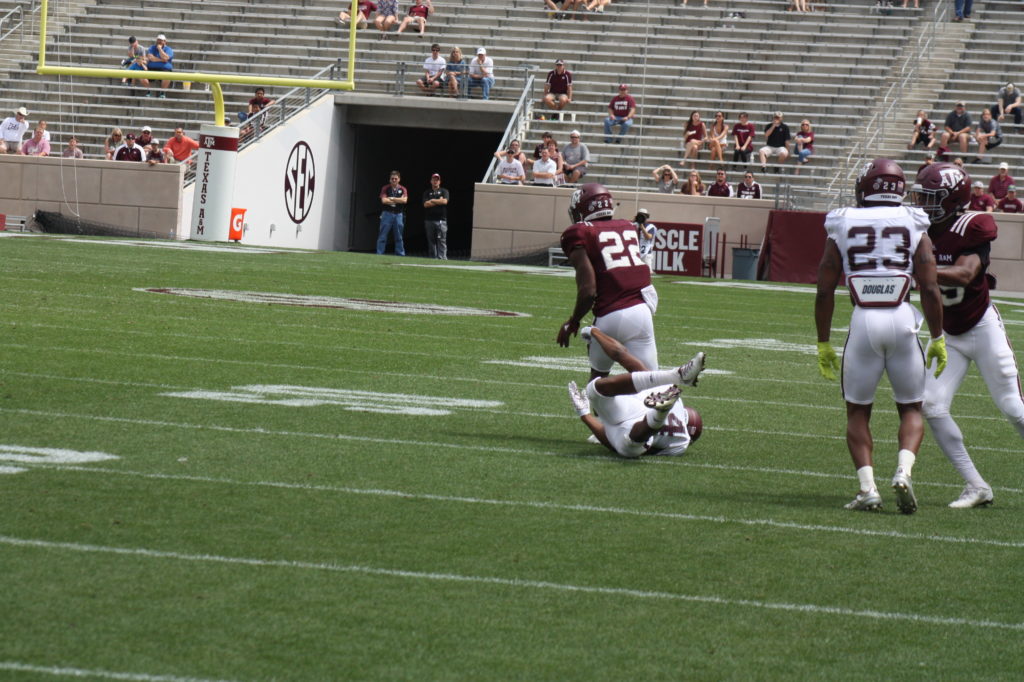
496 148 525 185
531 146 557 186
467 47 494 100
0 107 30 154
416 43 447 95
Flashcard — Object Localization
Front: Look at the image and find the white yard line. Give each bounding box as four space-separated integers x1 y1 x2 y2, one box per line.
2 534 1021 631
0 661 234 682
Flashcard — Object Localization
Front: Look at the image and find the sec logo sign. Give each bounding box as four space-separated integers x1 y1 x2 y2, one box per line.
284 141 316 224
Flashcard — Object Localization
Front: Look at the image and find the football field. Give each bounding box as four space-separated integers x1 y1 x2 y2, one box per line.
2 233 1023 680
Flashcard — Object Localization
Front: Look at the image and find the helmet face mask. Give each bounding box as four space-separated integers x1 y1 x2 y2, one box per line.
568 183 615 223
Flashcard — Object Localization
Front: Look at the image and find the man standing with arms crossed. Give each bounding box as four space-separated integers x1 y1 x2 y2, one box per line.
815 158 946 513
422 173 449 259
377 170 408 256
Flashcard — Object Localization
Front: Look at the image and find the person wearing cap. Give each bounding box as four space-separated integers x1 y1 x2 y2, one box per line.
997 185 1022 213
0 107 29 154
987 162 1014 200
467 47 494 100
422 173 449 259
561 130 590 183
604 84 636 144
121 35 148 86
377 170 408 256
757 112 791 172
542 59 573 112
633 208 658 272
992 82 1022 128
20 127 50 157
969 181 995 213
971 108 1002 164
939 101 972 156
146 142 167 166
114 134 146 162
145 34 174 96
396 0 432 36
137 125 158 149
496 147 525 185
416 44 447 94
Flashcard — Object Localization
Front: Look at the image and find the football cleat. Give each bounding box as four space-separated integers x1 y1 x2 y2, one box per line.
643 385 681 412
677 352 706 387
891 468 917 515
844 489 883 511
948 485 994 509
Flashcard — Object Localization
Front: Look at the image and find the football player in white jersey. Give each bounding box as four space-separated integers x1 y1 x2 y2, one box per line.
567 326 705 458
815 158 947 513
634 208 658 273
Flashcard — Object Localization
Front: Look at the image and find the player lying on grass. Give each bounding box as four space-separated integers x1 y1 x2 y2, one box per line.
567 326 706 458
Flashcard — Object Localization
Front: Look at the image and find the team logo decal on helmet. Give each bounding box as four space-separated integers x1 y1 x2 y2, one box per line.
568 183 615 223
856 158 906 207
913 162 970 223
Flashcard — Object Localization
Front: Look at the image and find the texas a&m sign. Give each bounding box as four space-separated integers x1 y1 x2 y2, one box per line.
189 124 239 242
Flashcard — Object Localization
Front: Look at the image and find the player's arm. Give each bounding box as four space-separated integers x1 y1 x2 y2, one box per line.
557 246 596 346
580 414 613 452
814 238 842 343
935 252 983 287
588 327 647 372
913 233 944 339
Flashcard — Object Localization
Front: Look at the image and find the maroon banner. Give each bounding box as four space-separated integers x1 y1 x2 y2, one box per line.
199 134 239 152
652 222 703 275
756 210 834 284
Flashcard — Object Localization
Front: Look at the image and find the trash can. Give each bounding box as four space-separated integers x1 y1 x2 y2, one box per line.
731 248 760 281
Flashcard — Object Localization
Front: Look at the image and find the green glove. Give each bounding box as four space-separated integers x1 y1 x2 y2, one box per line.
817 341 839 381
926 335 947 378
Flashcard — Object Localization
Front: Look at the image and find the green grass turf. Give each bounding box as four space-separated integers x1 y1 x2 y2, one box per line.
2 234 1023 681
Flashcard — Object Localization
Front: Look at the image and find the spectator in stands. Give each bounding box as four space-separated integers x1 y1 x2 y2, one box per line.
0 106 29 154
604 83 636 144
416 44 447 94
916 152 935 176
736 170 762 199
758 112 791 172
969 181 995 212
707 111 728 163
652 164 680 193
122 35 148 86
20 127 50 156
543 0 560 16
793 119 814 168
145 34 174 97
104 127 124 160
998 186 1021 213
542 59 573 112
952 0 972 21
338 1 376 28
62 136 83 159
586 0 611 11
527 132 554 169
137 126 158 149
681 111 706 163
247 87 275 118
374 0 400 37
445 47 466 97
989 162 1014 200
561 130 590 183
953 157 965 169
907 109 936 150
494 138 527 165
732 111 755 165
972 108 1002 164
939 101 972 157
377 169 408 255
114 133 146 162
680 169 705 196
706 168 734 197
163 127 199 163
467 47 494 100
546 140 565 183
146 143 167 165
532 147 557 186
36 120 50 144
396 0 432 36
992 82 1022 129
496 147 526 184
561 0 586 19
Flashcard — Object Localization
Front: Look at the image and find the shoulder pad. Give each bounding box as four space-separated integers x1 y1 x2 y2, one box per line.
823 208 848 238
949 212 998 246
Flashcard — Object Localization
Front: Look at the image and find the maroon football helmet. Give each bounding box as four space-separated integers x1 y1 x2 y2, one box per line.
684 406 703 442
568 183 615 223
855 158 906 207
913 162 971 223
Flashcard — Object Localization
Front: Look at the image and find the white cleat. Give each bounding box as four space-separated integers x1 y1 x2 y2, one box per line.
948 485 994 509
891 468 917 515
643 385 681 412
677 352 706 387
844 489 883 511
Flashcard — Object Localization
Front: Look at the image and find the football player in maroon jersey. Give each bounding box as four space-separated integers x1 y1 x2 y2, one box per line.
557 183 659 379
914 162 1024 508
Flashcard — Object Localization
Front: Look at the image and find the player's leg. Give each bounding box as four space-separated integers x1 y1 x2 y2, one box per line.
972 307 1024 438
843 401 881 510
591 304 658 374
841 309 886 510
882 304 928 514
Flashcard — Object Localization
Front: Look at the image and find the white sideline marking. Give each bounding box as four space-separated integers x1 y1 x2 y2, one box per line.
60 239 293 254
0 445 119 475
25 464 1024 547
0 661 234 682
683 338 818 355
3 534 1021 631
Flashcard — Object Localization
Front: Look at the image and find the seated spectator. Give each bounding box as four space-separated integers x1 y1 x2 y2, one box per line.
585 0 611 11
989 162 1014 200
163 127 200 163
104 127 124 160
793 119 814 174
114 133 146 162
972 108 1002 163
680 169 705 196
36 120 50 143
20 127 50 156
681 111 706 163
561 130 589 183
998 186 1021 213
0 106 30 154
758 111 791 171
416 44 447 94
969 181 995 213
396 0 432 35
706 168 734 197
62 136 84 159
445 47 465 97
542 59 572 112
546 140 565 183
526 132 554 169
144 34 174 97
467 47 494 100
938 101 971 157
603 84 636 144
374 0 400 37
652 164 680 193
496 147 526 185
137 125 158 149
499 139 527 165
531 146 557 186
247 87 275 119
122 35 148 86
735 170 762 199
788 0 809 10
907 109 936 150
561 0 585 19
731 111 755 164
338 1 376 28
992 82 1022 128
707 111 728 163
146 143 167 165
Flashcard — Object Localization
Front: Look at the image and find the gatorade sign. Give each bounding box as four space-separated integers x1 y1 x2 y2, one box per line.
229 208 246 241
652 222 703 274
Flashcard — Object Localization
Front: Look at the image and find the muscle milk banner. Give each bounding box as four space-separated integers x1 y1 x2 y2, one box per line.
652 222 703 275
190 125 239 241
